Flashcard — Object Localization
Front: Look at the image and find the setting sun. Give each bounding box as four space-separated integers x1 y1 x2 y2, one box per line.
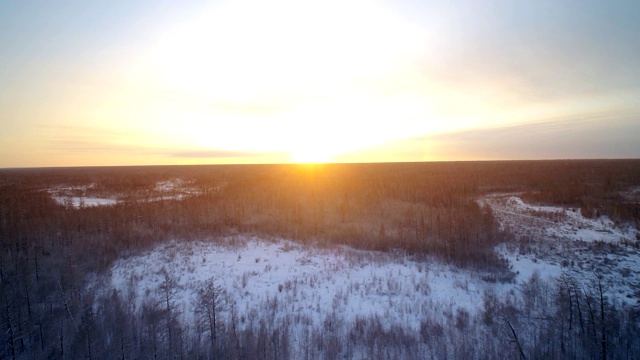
291 150 331 164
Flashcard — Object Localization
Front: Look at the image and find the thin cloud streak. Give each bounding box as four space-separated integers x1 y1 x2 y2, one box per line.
170 149 288 159
335 113 640 162
48 139 286 160
43 124 286 159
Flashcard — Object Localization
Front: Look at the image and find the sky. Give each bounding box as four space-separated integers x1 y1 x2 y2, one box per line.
1 0 639 168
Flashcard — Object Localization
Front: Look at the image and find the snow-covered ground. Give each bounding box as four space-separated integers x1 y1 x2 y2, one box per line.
48 184 119 208
97 237 497 334
90 193 639 352
48 178 201 207
620 186 640 203
155 178 188 192
480 193 639 243
150 178 201 201
52 195 118 208
483 193 640 305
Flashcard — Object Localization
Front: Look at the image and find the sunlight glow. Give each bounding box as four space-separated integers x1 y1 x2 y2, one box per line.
291 150 331 164
129 0 434 160
3 0 639 167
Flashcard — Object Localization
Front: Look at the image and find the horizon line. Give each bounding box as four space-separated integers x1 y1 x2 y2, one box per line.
2 157 640 171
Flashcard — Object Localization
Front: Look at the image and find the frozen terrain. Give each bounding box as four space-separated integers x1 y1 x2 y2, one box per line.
96 236 497 335
150 178 201 201
48 184 119 208
52 195 118 208
48 178 201 208
483 193 640 305
480 193 639 243
91 194 640 355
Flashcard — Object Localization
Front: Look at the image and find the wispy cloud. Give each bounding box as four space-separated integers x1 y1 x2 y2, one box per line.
48 139 141 153
43 125 292 162
169 149 288 159
335 112 640 162
45 125 161 154
442 113 640 159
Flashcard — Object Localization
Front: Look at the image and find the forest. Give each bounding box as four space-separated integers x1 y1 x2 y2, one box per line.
1 160 640 359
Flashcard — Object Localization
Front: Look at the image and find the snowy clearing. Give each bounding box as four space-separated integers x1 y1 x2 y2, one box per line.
96 237 499 335
93 194 640 341
483 194 640 305
47 184 118 208
480 193 639 243
52 196 118 208
47 178 201 207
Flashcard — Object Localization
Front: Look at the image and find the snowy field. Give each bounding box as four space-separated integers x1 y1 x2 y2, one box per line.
90 193 640 352
48 184 118 208
96 236 496 334
480 194 639 243
150 178 201 201
483 193 640 305
48 179 201 208
52 195 118 208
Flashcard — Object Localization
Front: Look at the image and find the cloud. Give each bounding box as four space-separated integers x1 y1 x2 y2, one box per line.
45 126 157 153
169 149 288 159
44 125 277 159
48 140 152 154
48 139 288 160
335 112 640 162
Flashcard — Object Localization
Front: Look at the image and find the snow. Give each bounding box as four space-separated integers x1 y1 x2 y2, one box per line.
52 196 118 208
484 194 640 306
480 193 639 244
501 248 564 284
46 184 118 208
620 186 640 203
97 237 491 335
88 193 639 350
155 179 186 192
47 178 202 207
152 178 201 200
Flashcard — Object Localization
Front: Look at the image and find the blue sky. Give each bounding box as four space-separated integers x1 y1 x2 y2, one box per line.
1 0 639 167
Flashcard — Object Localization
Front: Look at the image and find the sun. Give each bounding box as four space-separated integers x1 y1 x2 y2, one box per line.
291 149 333 164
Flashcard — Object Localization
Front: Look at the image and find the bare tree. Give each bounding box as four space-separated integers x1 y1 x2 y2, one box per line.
593 275 608 360
501 315 527 360
157 268 180 358
195 280 226 355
